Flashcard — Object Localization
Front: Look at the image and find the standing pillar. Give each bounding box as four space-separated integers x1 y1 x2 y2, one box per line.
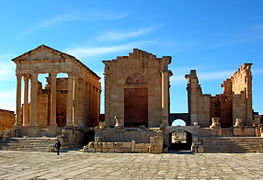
66 73 73 127
161 70 169 126
94 87 98 126
23 75 29 126
30 73 38 126
50 72 57 126
90 84 94 125
73 76 78 127
97 88 101 126
15 74 22 126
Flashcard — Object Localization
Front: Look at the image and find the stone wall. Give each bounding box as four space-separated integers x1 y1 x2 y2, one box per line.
185 70 211 127
186 63 253 128
0 109 15 130
95 128 156 143
103 49 172 128
83 130 163 154
231 63 253 126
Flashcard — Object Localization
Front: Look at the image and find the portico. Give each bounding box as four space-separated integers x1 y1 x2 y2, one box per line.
12 45 101 136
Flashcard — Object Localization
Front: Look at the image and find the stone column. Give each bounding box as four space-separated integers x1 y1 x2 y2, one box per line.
90 84 94 126
161 70 169 126
50 72 57 126
15 74 22 126
96 87 100 126
23 75 29 126
30 73 38 126
66 73 73 127
73 76 78 127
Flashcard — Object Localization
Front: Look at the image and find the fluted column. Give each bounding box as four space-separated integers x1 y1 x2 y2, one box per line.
15 74 22 126
66 73 73 127
23 75 29 126
161 70 169 125
30 73 38 126
50 72 57 126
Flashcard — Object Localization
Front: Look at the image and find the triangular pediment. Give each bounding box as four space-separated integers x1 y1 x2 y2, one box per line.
12 45 75 62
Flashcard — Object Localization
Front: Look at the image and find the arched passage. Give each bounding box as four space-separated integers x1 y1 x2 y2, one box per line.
169 119 192 151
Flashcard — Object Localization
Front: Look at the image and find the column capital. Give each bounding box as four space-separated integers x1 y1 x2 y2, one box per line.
23 74 30 80
16 73 22 78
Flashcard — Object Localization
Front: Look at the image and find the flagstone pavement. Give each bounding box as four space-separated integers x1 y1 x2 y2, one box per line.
0 150 263 179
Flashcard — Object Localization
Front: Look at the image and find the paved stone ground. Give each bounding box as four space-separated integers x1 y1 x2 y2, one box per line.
0 150 263 180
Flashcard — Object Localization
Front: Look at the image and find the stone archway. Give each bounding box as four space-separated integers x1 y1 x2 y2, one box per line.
168 119 193 151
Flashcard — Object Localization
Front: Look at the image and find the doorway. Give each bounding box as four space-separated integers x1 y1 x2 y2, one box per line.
124 88 148 127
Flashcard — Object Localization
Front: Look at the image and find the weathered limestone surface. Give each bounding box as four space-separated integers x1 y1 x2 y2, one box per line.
0 109 15 130
103 49 172 128
186 63 254 128
12 45 101 137
1 151 263 179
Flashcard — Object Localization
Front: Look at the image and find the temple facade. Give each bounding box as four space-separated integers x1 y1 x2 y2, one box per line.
11 45 101 138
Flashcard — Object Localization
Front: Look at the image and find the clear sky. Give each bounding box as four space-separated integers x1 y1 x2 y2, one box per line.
0 0 262 114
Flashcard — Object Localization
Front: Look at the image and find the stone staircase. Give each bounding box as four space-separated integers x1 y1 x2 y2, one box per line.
0 137 56 152
201 137 263 153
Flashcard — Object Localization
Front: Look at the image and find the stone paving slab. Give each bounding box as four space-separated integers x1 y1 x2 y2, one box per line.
0 150 263 179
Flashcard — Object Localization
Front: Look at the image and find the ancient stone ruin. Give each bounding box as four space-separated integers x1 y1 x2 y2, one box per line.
0 45 263 153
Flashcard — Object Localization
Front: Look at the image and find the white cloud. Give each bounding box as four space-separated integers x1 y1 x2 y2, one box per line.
98 27 157 41
20 10 128 36
65 40 154 59
170 69 234 86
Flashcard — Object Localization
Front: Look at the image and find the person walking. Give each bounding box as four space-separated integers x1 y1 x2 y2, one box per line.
55 139 61 155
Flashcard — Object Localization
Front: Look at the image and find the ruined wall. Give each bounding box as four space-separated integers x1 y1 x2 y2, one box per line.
103 49 171 128
186 63 253 128
0 109 15 130
185 70 211 127
231 63 253 126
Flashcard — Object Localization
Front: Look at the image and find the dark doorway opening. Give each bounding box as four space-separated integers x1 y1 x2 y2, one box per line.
169 119 192 151
124 88 148 127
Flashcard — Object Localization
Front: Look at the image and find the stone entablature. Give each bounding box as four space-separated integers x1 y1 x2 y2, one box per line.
12 45 101 135
103 49 172 128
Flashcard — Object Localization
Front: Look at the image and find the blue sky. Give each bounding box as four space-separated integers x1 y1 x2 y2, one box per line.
0 0 262 114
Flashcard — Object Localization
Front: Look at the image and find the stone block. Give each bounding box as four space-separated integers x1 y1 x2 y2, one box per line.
88 142 94 148
107 142 114 149
88 148 95 152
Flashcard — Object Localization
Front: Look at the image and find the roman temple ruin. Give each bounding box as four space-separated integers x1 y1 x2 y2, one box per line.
0 46 263 153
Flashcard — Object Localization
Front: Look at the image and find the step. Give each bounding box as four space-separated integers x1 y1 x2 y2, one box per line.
0 137 57 152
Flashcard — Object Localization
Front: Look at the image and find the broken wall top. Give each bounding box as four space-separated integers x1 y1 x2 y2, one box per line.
103 49 171 70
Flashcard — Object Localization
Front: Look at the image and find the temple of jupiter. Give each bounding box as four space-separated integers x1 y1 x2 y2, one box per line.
12 45 101 137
